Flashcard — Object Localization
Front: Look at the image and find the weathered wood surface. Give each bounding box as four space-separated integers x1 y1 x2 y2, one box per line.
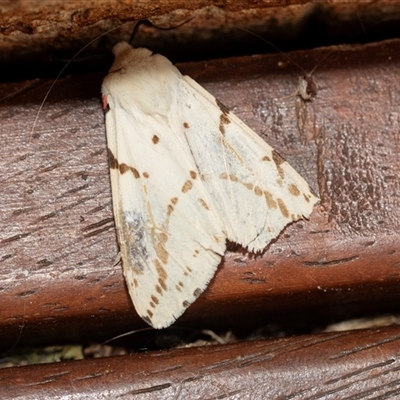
1 39 399 353
2 1 399 82
2 325 400 399
2 0 400 397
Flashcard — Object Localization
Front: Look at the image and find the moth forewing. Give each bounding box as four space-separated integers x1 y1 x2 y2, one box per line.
102 41 319 329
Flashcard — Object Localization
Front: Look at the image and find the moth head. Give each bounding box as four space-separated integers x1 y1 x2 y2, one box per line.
109 42 153 74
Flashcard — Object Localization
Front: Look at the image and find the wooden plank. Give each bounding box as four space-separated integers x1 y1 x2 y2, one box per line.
1 39 400 351
3 1 399 81
2 325 400 399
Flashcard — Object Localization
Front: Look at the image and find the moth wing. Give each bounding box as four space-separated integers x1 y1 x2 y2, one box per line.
105 89 228 329
172 75 319 252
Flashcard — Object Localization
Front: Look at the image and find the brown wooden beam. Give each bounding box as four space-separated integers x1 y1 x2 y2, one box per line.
1 39 400 350
2 325 400 399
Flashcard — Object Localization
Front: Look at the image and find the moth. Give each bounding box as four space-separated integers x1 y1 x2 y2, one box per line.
101 41 319 329
296 74 318 101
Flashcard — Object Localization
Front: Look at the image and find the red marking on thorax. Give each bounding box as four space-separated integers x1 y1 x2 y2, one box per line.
102 95 108 110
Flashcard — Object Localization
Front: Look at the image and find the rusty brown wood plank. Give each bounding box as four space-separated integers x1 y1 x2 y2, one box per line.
1 39 400 351
2 1 399 83
2 325 400 399
0 1 309 56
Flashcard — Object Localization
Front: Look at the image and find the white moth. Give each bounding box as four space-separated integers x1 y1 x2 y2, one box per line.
101 42 319 329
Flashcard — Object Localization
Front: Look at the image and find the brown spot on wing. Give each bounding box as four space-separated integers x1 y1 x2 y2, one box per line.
185 266 192 276
158 232 168 244
143 172 149 179
154 260 168 296
158 277 167 291
198 198 209 210
130 166 140 179
219 113 231 135
147 310 153 318
190 171 197 179
183 122 189 128
171 197 178 205
272 150 285 166
109 149 140 178
152 135 159 144
182 180 193 193
289 184 300 196
183 300 190 308
154 259 168 278
118 163 129 174
155 241 168 264
151 295 159 305
262 155 271 162
119 163 140 178
193 288 202 298
254 186 262 196
277 198 289 219
222 172 271 195
155 285 163 295
229 173 238 182
264 191 277 209
220 173 239 183
108 148 118 169
272 150 286 179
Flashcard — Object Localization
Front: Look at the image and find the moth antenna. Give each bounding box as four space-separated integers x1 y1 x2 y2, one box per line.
237 26 324 101
237 24 386 100
238 12 383 81
300 13 388 81
236 26 310 77
31 21 135 139
307 49 333 77
102 327 155 344
128 17 194 45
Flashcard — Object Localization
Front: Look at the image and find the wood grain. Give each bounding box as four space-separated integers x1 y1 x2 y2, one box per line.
2 325 400 399
1 39 400 352
2 1 400 398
